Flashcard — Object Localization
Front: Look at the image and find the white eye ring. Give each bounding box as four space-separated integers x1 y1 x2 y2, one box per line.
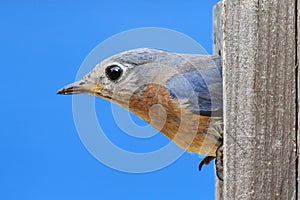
104 62 126 82
105 65 123 81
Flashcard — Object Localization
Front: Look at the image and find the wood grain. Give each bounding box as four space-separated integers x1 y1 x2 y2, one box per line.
297 0 300 199
218 0 297 199
213 2 224 200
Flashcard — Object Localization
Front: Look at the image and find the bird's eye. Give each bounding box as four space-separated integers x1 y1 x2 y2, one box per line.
105 65 123 81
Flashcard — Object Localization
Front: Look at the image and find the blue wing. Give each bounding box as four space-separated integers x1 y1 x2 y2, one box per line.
166 56 223 117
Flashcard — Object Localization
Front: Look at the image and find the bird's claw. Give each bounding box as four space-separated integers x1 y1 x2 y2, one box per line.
198 144 223 181
215 144 223 181
198 156 215 171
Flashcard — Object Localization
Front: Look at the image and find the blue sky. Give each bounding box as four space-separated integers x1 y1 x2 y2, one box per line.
0 0 220 199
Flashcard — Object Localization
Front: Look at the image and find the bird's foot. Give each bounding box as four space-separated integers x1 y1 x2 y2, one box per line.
198 144 223 181
198 156 215 171
215 144 223 181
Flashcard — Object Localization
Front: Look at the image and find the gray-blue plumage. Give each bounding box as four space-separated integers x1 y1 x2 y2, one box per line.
167 57 222 117
57 48 224 156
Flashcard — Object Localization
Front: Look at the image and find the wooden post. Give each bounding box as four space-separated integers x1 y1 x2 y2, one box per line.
297 0 300 199
214 0 297 199
213 2 224 200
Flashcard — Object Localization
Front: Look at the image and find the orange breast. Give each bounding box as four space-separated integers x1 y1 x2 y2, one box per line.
129 83 222 156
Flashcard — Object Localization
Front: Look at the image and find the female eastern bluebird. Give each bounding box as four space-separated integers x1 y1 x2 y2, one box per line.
58 48 223 179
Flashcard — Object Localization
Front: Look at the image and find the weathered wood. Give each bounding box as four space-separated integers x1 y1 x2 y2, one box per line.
214 2 223 57
297 1 300 199
222 0 297 200
213 2 224 200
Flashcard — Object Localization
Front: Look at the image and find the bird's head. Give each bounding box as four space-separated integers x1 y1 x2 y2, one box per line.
57 48 183 118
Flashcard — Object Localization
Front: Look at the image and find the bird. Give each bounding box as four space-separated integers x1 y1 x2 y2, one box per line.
58 48 223 179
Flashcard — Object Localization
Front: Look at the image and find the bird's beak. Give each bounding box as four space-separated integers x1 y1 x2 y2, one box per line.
57 80 102 95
